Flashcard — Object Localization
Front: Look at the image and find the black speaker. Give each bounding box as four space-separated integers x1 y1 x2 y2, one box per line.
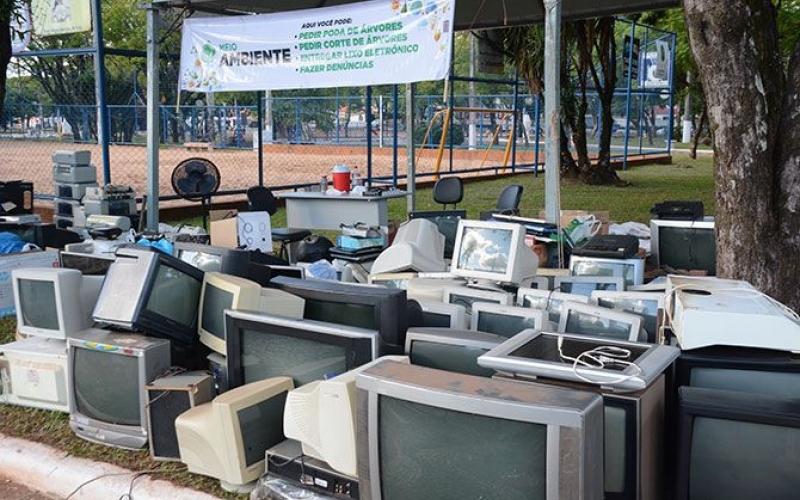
146 372 215 461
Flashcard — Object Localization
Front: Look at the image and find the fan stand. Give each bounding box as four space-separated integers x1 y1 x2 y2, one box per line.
200 194 210 230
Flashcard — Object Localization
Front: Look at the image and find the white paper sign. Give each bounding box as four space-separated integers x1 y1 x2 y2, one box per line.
180 0 455 92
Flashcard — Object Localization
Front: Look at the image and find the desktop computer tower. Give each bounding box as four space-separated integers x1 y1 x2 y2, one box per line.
146 372 215 461
0 337 70 413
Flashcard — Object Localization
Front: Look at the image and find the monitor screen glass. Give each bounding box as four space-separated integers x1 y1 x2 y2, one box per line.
605 405 627 493
145 264 202 328
476 312 539 338
659 226 716 274
73 348 140 425
421 311 452 328
572 260 633 282
559 281 619 297
304 300 376 331
689 417 797 500
178 250 222 272
690 368 800 398
378 395 546 500
241 329 347 387
456 226 513 275
238 392 287 467
520 295 567 324
17 278 58 330
596 297 659 338
202 284 234 340
410 341 495 377
564 311 635 340
447 292 503 313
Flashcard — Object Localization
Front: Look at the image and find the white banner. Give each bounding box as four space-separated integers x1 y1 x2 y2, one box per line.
180 0 454 92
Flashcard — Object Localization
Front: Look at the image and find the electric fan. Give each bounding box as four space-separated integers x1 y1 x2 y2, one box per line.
171 157 221 229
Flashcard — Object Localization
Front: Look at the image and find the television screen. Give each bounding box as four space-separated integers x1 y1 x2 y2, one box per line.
444 288 511 315
477 312 538 337
145 264 203 329
179 250 223 272
517 289 589 324
422 311 451 328
73 347 141 426
594 293 662 342
659 226 716 274
456 225 513 275
678 386 800 500
305 300 376 331
225 310 379 390
238 393 287 467
17 278 58 331
241 328 348 387
201 284 234 341
378 395 547 500
409 340 497 377
555 277 625 298
563 309 639 341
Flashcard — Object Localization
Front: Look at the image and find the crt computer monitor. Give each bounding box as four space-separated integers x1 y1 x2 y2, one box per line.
675 386 800 500
404 327 505 378
450 219 538 285
68 328 171 450
591 290 666 344
416 300 468 329
12 267 103 340
470 303 548 338
283 356 409 478
92 246 204 365
516 287 591 324
650 217 716 275
554 276 626 298
173 241 251 277
224 309 379 390
570 255 645 287
355 359 604 500
557 302 644 342
175 376 294 492
442 286 513 315
59 251 116 276
269 276 409 353
198 272 264 355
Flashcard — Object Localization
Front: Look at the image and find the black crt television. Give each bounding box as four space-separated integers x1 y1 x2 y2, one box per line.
92 246 205 367
650 218 716 275
404 327 505 378
269 276 409 353
675 386 800 500
224 309 379 390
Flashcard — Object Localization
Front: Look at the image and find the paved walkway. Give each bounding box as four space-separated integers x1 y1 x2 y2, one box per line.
0 477 56 500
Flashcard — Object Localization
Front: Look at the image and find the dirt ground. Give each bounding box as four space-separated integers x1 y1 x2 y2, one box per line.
0 139 537 204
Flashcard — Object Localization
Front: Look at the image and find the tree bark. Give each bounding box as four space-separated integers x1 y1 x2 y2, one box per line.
0 8 12 121
684 0 800 312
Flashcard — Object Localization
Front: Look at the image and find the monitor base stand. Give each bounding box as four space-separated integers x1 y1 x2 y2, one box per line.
220 480 256 494
466 279 506 292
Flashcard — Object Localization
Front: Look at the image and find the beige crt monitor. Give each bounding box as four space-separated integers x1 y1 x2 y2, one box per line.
283 356 409 477
175 377 294 492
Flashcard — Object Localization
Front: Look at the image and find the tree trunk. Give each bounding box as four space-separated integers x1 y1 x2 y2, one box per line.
684 0 800 312
689 106 707 160
0 9 12 121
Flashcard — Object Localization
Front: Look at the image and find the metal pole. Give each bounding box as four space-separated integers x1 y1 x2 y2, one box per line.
406 83 416 213
543 0 562 224
511 70 519 173
145 3 160 230
534 94 541 177
91 0 111 184
379 94 384 148
366 85 373 186
622 20 636 170
468 33 476 150
392 84 399 186
666 33 677 156
257 90 264 186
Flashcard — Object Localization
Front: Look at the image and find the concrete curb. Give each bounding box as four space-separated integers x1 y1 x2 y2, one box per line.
0 433 222 500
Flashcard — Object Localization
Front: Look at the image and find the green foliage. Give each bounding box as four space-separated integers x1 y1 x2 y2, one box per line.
413 118 465 147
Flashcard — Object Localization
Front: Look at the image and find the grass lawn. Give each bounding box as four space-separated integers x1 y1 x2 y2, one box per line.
0 152 714 499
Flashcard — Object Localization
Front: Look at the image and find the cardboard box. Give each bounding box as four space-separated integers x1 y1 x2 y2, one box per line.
0 250 60 317
209 210 273 252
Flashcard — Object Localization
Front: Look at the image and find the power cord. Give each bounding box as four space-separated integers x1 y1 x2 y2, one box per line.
557 334 643 387
64 468 178 500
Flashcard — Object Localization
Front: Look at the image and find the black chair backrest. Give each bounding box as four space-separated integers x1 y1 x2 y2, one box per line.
496 184 523 214
432 176 464 209
247 186 278 215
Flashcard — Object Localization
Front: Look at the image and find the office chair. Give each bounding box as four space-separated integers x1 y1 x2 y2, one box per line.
480 184 524 220
432 176 464 209
246 186 311 263
408 176 466 260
